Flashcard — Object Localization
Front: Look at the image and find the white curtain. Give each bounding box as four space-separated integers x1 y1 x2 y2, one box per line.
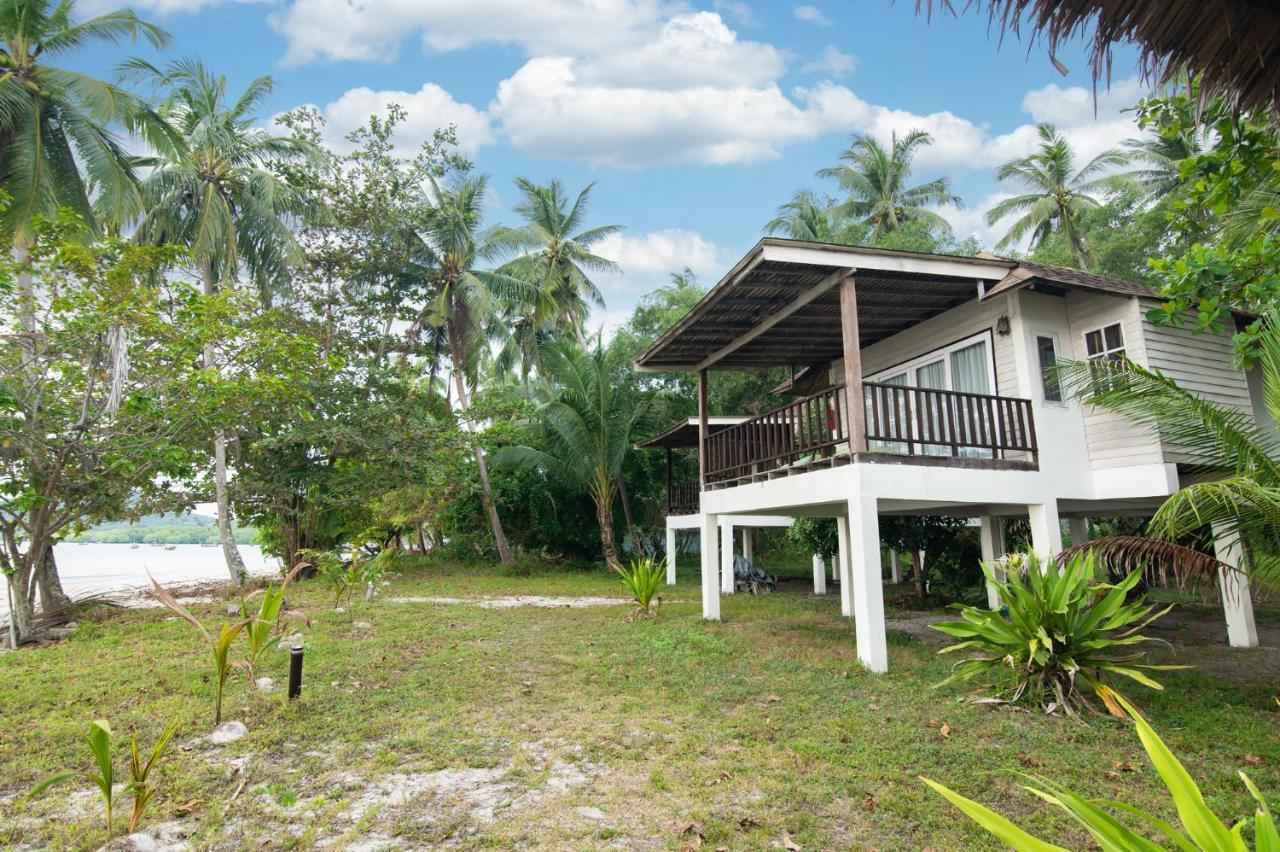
950 341 992 457
915 360 947 455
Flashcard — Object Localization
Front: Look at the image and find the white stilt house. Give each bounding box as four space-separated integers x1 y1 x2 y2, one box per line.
634 239 1266 672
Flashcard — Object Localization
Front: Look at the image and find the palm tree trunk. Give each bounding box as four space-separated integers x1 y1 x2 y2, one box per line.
617 477 637 540
448 332 514 566
202 259 248 584
595 496 621 572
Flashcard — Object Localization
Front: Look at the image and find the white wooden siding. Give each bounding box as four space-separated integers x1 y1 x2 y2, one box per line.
1138 298 1253 464
1064 291 1163 469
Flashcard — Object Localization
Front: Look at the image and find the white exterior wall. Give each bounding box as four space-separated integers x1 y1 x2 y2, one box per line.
1138 298 1254 464
1064 291 1163 469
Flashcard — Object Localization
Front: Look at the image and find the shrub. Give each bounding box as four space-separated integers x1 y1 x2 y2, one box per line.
930 552 1182 716
922 689 1277 850
238 563 309 680
618 556 665 620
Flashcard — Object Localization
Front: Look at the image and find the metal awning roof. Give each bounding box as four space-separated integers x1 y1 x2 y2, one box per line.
634 239 1015 373
635 416 750 449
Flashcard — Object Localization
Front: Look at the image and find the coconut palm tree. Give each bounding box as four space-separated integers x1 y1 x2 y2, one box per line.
0 0 174 245
494 338 652 570
1124 130 1202 201
1056 314 1280 580
490 179 619 379
817 129 962 243
417 174 543 567
764 188 866 244
986 124 1128 269
133 58 322 583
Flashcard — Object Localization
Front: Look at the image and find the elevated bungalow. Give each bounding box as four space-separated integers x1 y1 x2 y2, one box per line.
635 239 1265 672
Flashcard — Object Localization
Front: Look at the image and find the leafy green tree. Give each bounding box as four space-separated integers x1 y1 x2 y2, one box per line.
492 178 619 375
0 212 312 644
132 58 323 583
1136 88 1280 362
817 129 962 243
494 339 653 570
986 123 1127 269
417 175 541 566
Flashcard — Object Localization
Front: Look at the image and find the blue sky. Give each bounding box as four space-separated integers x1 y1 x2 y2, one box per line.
75 0 1144 330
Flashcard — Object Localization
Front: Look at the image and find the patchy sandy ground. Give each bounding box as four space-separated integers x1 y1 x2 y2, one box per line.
389 595 630 609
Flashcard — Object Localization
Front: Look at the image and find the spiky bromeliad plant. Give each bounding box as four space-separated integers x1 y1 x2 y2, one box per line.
922 690 1278 851
931 552 1183 716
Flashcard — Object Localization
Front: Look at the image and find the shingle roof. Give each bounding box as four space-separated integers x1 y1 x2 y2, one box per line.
983 259 1155 301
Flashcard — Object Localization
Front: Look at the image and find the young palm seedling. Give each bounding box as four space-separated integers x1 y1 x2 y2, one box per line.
618 556 665 620
127 721 179 832
30 720 119 835
150 575 250 726
238 564 309 680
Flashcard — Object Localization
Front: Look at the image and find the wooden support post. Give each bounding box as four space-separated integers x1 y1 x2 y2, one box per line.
665 447 673 513
812 554 827 595
1029 500 1062 557
742 528 754 564
697 370 709 488
720 522 735 595
979 516 1006 610
849 495 888 673
1067 517 1089 546
701 513 720 620
889 551 902 585
837 515 853 618
665 525 677 586
839 275 867 455
1213 524 1259 648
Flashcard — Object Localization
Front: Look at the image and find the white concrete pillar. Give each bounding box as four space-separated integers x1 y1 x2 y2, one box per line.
720 522 735 595
849 495 889 673
837 515 852 618
741 528 754 564
1067 517 1089 547
701 513 720 621
831 559 838 582
979 516 1006 610
889 551 902 585
1213 524 1259 648
1028 500 1062 557
665 525 677 586
812 554 827 595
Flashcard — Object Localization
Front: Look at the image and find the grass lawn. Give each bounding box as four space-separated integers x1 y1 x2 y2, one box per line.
2 557 1278 850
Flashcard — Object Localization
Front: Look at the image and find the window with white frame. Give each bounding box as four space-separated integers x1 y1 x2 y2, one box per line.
1035 334 1062 402
1084 322 1125 362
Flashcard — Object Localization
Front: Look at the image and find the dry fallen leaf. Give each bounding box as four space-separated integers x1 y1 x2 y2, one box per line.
782 829 802 850
173 798 203 815
1244 754 1265 767
1111 760 1138 773
939 723 952 739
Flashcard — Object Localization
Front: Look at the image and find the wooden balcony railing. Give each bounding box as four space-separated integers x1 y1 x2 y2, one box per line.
667 479 700 515
703 382 1037 486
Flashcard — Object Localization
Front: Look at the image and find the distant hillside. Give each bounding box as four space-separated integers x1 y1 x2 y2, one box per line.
71 513 258 545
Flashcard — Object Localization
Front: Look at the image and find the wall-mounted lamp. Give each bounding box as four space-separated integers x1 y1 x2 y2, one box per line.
996 314 1011 336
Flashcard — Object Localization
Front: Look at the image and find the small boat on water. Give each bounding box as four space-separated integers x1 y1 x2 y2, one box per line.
130 544 140 549
164 545 177 551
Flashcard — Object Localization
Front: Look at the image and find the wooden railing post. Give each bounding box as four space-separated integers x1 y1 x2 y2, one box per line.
697 369 709 489
839 275 866 455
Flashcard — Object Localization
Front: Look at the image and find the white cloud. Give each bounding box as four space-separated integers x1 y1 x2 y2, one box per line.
801 45 856 77
309 83 493 156
588 227 724 339
938 193 1015 250
712 0 759 28
793 4 831 26
270 0 668 66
